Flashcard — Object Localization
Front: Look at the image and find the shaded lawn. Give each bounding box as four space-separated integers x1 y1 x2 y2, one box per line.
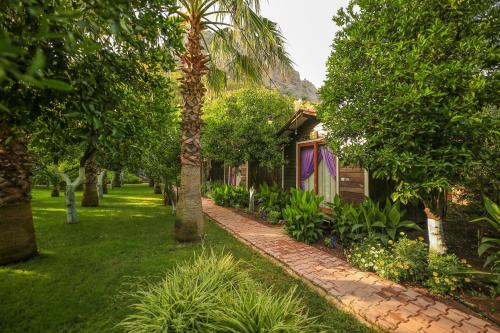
0 184 375 333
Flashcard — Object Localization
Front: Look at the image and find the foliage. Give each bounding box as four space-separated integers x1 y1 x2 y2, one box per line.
202 87 295 168
210 184 249 209
319 0 499 213
472 197 500 270
283 189 325 244
327 196 421 246
267 210 282 225
257 183 290 221
376 237 429 283
120 251 322 333
471 197 500 296
122 172 141 184
346 241 389 273
424 252 470 294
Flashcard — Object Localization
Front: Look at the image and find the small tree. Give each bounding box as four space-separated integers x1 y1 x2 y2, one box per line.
319 0 498 253
202 87 294 169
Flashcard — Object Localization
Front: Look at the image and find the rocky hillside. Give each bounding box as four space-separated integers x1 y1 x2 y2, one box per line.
264 68 319 102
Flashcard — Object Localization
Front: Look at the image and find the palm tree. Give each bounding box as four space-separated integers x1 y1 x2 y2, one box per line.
174 0 291 241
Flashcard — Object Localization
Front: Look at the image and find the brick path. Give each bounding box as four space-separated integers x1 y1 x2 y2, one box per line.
203 198 500 333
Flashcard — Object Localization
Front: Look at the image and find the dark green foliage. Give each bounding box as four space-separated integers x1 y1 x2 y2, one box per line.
327 196 421 246
319 0 499 210
257 183 290 221
210 184 249 208
283 189 325 244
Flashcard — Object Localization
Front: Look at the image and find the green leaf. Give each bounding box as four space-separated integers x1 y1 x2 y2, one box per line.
41 79 73 91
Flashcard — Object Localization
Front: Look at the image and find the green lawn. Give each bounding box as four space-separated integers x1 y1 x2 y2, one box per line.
0 184 374 333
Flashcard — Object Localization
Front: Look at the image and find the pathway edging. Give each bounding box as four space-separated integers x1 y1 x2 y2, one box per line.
203 198 500 333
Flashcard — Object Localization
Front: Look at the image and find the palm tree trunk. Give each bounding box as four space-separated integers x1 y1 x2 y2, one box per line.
175 15 209 242
82 158 99 207
0 128 38 264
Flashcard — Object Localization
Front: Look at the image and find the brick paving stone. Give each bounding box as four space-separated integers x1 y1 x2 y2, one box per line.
202 199 499 333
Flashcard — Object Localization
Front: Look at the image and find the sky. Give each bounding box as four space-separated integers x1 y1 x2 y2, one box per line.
261 0 349 88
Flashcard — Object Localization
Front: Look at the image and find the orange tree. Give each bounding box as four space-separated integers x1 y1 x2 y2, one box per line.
319 0 499 253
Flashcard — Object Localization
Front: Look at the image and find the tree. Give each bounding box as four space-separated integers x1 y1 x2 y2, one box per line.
173 0 292 242
319 0 499 253
202 87 294 168
1 0 182 262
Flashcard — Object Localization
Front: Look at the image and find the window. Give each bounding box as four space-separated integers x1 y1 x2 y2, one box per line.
298 142 337 203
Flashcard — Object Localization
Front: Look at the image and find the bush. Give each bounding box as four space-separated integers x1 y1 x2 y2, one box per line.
123 172 142 184
283 189 325 244
347 236 428 283
377 236 428 283
210 184 249 208
267 210 282 225
424 252 469 294
257 183 290 220
327 196 421 246
119 252 321 333
346 241 389 273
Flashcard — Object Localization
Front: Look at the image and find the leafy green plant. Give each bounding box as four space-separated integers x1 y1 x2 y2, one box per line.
267 210 282 225
283 189 325 244
327 196 421 246
377 237 428 283
119 251 322 333
210 184 249 208
472 197 500 270
424 252 469 294
257 183 290 221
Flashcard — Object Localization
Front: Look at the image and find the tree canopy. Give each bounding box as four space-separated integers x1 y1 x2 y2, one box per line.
202 87 294 168
319 0 499 209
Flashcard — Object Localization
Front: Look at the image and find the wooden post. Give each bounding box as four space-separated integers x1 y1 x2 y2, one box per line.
313 142 318 194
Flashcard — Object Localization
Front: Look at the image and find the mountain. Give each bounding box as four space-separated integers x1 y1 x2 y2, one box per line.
264 68 319 102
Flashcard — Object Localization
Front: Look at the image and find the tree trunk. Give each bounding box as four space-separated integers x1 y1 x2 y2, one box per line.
65 184 78 224
81 158 99 207
175 16 208 242
102 173 108 194
164 182 178 216
97 169 106 199
149 177 154 187
58 167 85 224
112 169 121 188
51 183 60 197
154 182 162 194
0 129 38 265
424 191 447 254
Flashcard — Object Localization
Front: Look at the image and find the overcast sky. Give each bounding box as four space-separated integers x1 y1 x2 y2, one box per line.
261 0 349 88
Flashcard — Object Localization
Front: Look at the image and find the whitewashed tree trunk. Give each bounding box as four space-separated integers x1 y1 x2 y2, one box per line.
425 209 447 254
56 167 84 224
97 170 106 199
249 186 255 212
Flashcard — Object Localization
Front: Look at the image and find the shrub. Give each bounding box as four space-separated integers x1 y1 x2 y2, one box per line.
119 252 321 333
424 252 469 294
210 184 249 208
123 172 142 184
267 210 282 225
377 236 428 283
327 196 421 246
283 189 325 244
257 183 290 220
346 241 389 273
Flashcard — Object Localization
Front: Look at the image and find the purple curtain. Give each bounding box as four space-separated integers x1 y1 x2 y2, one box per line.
300 147 315 189
320 146 337 178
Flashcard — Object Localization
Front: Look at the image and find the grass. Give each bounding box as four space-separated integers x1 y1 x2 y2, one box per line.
0 184 375 333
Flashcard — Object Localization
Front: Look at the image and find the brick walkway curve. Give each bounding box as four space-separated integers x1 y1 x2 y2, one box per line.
203 198 499 333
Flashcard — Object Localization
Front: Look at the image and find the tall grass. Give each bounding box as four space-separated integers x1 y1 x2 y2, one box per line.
119 251 323 333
